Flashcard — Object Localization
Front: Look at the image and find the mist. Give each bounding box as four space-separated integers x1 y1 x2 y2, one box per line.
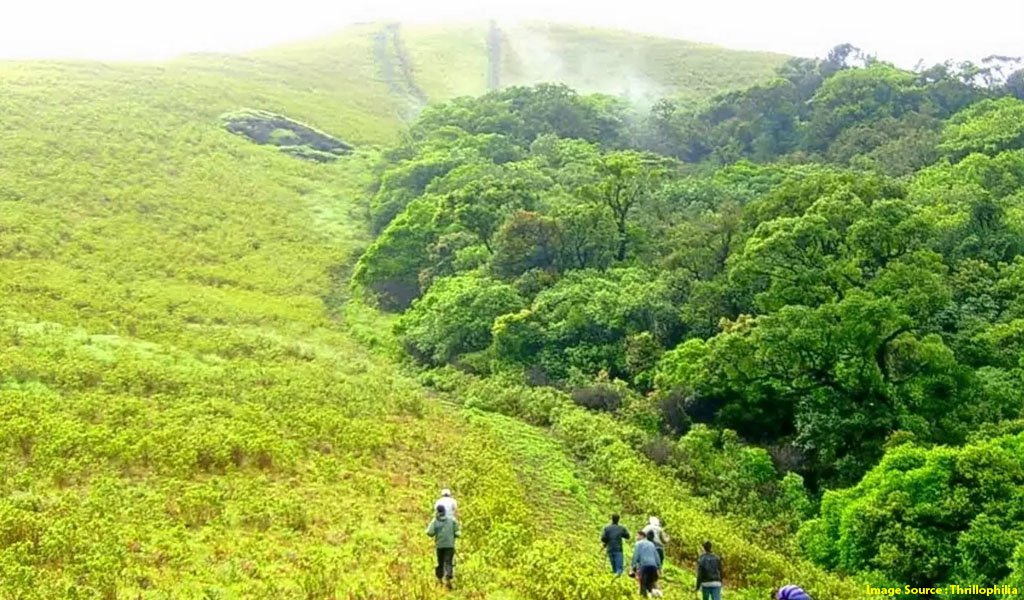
1 0 1021 68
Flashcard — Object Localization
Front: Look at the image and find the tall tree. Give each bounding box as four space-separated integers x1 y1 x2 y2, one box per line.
583 151 669 261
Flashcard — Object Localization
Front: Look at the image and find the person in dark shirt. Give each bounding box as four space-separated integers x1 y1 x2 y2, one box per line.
600 514 630 575
695 540 724 600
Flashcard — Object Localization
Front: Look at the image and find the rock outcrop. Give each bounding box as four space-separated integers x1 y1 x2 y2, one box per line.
221 109 353 162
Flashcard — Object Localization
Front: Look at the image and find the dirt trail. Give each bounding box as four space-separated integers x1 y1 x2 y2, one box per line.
373 26 403 98
374 23 425 114
487 20 502 91
373 23 427 120
390 23 428 105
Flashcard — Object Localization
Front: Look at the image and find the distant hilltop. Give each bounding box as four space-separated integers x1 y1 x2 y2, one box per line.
233 20 789 132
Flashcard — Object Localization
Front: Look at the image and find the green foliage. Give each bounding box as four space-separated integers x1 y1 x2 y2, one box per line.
658 78 802 162
395 275 525 364
489 211 563 279
3 49 790 598
550 202 618 270
439 166 542 252
800 435 1024 587
674 426 814 536
939 97 1024 161
412 83 631 147
352 85 647 310
354 196 441 310
803 64 924 152
646 53 990 172
369 153 460 233
582 150 673 260
658 289 981 486
492 268 681 381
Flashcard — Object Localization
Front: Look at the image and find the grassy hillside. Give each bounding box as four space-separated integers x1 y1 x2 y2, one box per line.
374 21 789 108
496 22 788 105
190 20 786 143
0 23 845 599
0 52 636 598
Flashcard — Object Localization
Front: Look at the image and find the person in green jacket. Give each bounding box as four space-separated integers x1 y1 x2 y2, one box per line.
426 504 460 587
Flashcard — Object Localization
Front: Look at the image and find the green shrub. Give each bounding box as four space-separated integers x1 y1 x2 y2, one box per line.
394 274 524 364
800 434 1024 587
571 382 626 412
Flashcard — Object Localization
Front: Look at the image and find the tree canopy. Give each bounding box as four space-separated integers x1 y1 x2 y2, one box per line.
353 56 1024 585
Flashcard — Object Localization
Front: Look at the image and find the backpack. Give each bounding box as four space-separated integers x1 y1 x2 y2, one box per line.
698 553 722 582
654 527 667 546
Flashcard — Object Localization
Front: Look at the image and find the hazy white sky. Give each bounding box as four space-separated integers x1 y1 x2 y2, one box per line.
1 0 1021 68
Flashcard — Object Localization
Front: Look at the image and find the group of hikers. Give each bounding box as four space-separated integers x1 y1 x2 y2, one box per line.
600 514 813 599
425 489 812 599
601 514 720 598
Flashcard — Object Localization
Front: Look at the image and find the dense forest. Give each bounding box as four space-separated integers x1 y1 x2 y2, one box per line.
353 46 1024 593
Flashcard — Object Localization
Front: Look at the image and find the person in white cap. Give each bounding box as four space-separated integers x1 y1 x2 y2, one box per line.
642 516 669 565
435 488 458 520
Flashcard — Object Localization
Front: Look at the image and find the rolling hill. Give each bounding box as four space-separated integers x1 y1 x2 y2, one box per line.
175 20 787 144
0 21 851 599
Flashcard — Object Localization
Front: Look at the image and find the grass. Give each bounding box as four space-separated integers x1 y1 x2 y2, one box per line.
393 20 789 108
0 38 616 598
0 21 830 598
498 22 789 105
400 23 492 101
0 313 643 598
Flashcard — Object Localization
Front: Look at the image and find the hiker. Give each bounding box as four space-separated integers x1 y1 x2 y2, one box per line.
695 540 724 600
641 516 669 565
773 585 812 600
426 504 460 587
630 530 662 597
600 514 630 575
435 488 458 520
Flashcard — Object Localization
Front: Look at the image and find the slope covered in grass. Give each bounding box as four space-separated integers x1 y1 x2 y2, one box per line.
191 20 786 142
390 21 789 107
0 53 641 598
0 24 853 599
496 22 788 105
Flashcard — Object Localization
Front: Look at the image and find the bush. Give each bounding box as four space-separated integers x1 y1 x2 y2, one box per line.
641 436 676 465
799 434 1024 586
394 275 524 364
673 426 813 534
570 383 626 412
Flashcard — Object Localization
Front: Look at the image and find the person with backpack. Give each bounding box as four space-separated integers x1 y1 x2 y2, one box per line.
600 514 630 575
641 516 669 565
426 504 460 588
772 584 812 600
630 529 662 597
695 540 724 600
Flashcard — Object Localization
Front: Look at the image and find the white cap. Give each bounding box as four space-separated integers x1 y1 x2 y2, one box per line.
441 488 452 497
